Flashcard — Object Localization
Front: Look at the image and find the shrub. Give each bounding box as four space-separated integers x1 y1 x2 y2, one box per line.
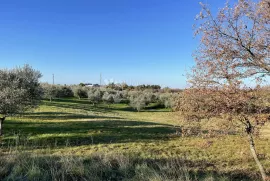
113 92 123 104
102 92 114 105
129 94 147 112
88 89 102 105
57 86 74 98
159 93 178 110
41 83 58 102
143 90 157 105
73 86 88 99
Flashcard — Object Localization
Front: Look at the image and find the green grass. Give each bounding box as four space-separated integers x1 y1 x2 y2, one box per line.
1 98 269 180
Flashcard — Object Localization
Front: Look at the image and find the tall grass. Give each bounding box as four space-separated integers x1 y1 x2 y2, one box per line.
0 151 231 181
0 137 231 181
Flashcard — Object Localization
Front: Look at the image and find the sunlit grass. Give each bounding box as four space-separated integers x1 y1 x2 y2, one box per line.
1 98 269 180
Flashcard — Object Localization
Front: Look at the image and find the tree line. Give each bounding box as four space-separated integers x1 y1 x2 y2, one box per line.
41 83 179 112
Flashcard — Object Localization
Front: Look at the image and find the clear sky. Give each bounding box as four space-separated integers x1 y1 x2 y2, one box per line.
0 0 228 88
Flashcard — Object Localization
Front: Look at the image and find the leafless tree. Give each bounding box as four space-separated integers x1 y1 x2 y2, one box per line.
178 1 270 180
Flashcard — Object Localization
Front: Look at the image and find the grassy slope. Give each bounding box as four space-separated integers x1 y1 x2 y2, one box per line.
1 98 270 180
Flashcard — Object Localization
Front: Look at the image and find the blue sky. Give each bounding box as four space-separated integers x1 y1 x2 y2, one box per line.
0 0 228 88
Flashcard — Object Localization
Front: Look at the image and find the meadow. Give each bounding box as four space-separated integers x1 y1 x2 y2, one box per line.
0 98 269 181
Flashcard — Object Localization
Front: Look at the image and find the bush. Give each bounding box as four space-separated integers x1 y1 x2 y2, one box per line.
143 90 157 105
56 86 74 98
159 93 178 110
73 86 88 99
129 94 147 112
41 83 58 101
102 92 114 105
88 89 102 105
113 92 123 104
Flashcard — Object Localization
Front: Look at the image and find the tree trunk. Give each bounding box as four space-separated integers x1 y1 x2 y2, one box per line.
245 119 267 181
0 116 6 136
248 133 267 181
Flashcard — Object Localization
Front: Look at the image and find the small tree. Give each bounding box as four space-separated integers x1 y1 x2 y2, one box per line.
57 85 74 98
181 1 270 180
143 90 157 105
159 93 177 110
129 94 147 112
41 83 58 102
73 86 88 100
102 92 114 106
0 65 42 136
88 89 102 106
113 92 123 104
176 84 269 180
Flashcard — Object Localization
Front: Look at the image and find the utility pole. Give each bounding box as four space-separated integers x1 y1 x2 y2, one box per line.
100 73 102 86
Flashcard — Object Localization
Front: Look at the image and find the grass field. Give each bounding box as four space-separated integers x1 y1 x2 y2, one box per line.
1 99 269 180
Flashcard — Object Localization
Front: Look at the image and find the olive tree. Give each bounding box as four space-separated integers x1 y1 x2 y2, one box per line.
128 92 147 112
73 86 88 100
88 89 102 106
0 65 42 136
143 90 157 105
102 92 114 106
41 83 58 102
178 1 270 180
113 91 123 104
56 85 73 98
159 93 177 110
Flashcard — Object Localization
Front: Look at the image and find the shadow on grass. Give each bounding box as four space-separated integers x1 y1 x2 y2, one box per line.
3 119 176 147
43 100 112 114
21 112 122 120
103 105 171 113
43 99 170 113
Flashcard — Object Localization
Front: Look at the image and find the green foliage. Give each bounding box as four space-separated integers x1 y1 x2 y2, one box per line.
56 86 74 98
42 84 74 100
73 86 88 99
113 91 124 103
105 83 163 91
0 65 42 116
129 92 147 112
102 92 114 104
79 83 86 87
87 89 102 105
41 83 58 101
159 93 178 109
143 90 157 105
136 84 161 91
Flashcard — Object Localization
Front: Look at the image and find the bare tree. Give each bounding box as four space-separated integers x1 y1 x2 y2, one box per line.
193 0 269 84
178 1 270 180
0 65 43 136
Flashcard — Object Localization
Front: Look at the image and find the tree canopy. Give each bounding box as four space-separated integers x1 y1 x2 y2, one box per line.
177 1 270 180
0 65 43 135
0 65 43 117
